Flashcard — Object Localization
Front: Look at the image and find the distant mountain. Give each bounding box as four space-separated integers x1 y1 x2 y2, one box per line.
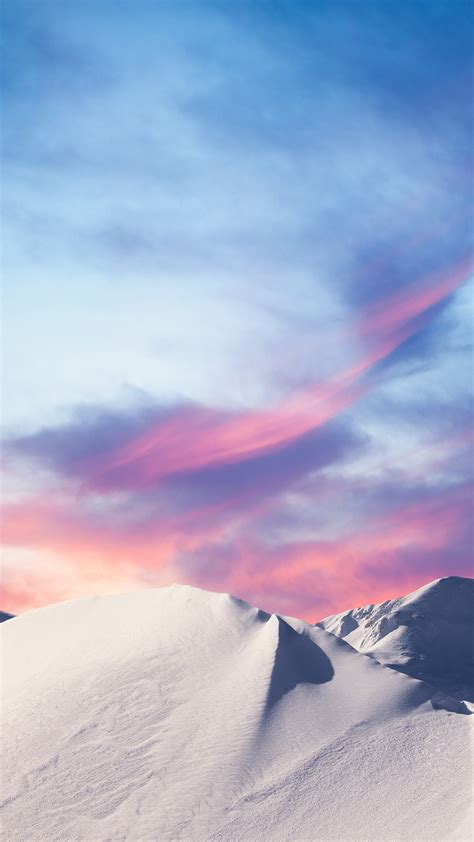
0 611 15 623
2 583 472 841
319 576 474 701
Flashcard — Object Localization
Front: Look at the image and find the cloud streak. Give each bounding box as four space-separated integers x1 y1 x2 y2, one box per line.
2 0 472 617
2 259 472 616
8 259 470 494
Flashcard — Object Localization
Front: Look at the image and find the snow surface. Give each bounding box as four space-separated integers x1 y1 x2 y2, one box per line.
2 583 473 841
319 576 474 702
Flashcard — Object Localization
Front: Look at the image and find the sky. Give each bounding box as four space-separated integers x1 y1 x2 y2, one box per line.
1 0 473 620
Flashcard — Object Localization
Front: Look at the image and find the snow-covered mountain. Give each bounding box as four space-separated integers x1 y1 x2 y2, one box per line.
2 583 472 841
319 576 474 702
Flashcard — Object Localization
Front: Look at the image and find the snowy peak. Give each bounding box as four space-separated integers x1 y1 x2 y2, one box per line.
394 576 473 618
2 582 473 842
319 576 474 701
266 616 334 710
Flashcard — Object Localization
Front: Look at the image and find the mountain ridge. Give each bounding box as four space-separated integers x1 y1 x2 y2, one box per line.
2 580 473 841
318 575 474 701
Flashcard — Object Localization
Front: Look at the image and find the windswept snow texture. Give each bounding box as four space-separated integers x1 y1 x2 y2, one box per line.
319 576 474 703
2 585 473 841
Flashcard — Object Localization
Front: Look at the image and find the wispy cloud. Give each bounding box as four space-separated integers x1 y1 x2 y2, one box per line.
3 260 472 615
2 0 472 615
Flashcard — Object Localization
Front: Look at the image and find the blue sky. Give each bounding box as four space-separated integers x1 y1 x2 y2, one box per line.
2 0 473 616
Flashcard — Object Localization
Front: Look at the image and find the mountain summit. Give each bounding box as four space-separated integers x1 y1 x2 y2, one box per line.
2 582 472 841
319 576 474 701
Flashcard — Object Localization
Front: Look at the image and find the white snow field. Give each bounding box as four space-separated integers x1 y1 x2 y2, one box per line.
1 582 473 842
319 576 474 702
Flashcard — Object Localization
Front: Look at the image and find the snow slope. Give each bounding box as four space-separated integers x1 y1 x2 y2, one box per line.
319 576 474 702
2 584 473 842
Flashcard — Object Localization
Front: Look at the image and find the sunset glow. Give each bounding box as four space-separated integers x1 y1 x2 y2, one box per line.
2 0 473 618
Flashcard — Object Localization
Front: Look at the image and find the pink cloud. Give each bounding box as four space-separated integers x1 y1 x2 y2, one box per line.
3 477 470 620
359 258 471 339
72 260 471 495
1 261 472 616
175 483 472 619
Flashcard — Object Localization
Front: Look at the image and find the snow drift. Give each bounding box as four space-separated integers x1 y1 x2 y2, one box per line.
2 583 473 841
319 576 474 702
